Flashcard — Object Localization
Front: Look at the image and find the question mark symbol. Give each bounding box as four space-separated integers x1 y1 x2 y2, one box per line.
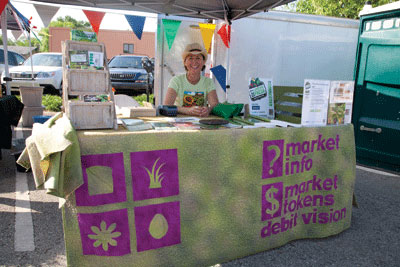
267 145 281 175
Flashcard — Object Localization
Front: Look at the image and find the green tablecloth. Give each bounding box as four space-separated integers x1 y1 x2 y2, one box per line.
63 124 356 266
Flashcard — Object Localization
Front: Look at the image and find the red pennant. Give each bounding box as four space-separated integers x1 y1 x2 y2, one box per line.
0 0 8 17
83 10 105 35
217 24 230 48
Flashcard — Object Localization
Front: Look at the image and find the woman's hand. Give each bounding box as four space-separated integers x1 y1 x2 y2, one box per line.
179 106 211 117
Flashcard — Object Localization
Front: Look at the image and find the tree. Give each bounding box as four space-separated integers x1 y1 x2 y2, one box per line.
38 16 91 52
295 0 397 19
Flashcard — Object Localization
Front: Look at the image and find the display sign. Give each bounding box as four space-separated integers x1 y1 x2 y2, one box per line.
301 80 355 126
248 77 275 119
301 79 330 126
327 81 354 125
71 29 98 42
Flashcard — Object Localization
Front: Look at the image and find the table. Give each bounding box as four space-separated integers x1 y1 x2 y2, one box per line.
62 124 356 266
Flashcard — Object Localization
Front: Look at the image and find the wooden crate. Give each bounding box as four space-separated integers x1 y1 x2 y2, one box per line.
67 102 115 130
62 40 117 130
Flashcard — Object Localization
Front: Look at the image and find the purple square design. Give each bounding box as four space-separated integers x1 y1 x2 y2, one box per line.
131 149 179 201
262 140 284 179
134 202 181 252
261 182 283 221
75 153 126 206
77 209 131 256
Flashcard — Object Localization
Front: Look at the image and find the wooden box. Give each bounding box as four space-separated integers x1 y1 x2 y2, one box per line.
64 69 109 95
67 101 115 129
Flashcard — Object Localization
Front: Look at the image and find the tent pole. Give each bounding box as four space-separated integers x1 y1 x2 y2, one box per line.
28 32 34 82
1 7 10 95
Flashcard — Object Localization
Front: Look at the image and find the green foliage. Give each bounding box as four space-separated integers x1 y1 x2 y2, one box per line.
133 94 154 106
295 0 397 19
41 94 63 112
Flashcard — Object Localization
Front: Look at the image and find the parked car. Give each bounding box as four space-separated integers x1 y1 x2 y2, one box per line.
108 55 153 95
1 52 63 95
0 49 25 93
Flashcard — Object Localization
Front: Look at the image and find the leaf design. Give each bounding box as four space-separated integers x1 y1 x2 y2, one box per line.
87 220 121 252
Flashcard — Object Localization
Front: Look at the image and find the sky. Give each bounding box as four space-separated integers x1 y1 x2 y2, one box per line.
10 0 158 36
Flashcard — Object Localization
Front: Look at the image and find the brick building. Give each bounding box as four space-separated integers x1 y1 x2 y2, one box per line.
48 27 155 60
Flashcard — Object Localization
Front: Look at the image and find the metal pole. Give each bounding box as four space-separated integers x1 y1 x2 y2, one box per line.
1 7 10 95
28 32 34 81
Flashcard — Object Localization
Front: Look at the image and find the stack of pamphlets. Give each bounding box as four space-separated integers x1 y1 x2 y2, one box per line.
121 119 153 131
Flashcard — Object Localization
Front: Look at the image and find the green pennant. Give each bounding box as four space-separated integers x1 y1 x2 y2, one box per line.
162 19 181 50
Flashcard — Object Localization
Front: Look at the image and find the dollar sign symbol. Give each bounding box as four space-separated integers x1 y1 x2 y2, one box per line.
265 187 279 215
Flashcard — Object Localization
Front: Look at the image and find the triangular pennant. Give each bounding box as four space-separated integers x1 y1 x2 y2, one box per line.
162 19 181 50
210 65 227 92
199 23 216 53
125 15 146 40
11 30 22 40
33 4 59 27
0 0 8 17
83 10 105 35
217 24 229 48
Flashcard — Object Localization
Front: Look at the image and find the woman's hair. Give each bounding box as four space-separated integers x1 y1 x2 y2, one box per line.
184 54 206 71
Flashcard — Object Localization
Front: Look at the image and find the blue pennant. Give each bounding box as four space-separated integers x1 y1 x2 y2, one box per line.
125 15 146 40
210 65 227 92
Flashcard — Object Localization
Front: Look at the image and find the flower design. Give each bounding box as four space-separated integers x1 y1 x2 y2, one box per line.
143 158 166 189
88 221 121 251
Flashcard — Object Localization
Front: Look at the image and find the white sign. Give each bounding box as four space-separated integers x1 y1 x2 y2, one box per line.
248 78 274 119
327 81 355 125
301 79 330 126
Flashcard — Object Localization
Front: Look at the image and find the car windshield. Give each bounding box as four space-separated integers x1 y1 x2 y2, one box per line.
24 54 62 67
109 56 143 68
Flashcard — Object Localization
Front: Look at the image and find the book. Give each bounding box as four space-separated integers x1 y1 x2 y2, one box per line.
151 122 177 131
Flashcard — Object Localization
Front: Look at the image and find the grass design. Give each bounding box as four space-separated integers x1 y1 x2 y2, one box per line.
143 158 166 189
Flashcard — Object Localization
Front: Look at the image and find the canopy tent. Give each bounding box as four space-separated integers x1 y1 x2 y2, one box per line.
22 0 295 23
1 2 33 95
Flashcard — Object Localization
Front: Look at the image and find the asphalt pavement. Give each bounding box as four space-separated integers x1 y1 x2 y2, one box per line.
0 128 399 267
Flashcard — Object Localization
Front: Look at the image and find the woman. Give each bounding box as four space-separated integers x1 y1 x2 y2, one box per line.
163 43 219 117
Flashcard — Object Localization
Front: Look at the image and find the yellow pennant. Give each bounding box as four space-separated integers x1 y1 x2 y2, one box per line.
198 23 216 53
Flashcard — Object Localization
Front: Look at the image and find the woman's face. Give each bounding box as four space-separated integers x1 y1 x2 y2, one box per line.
184 54 205 74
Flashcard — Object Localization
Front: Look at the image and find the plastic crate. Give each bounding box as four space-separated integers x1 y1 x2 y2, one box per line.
33 115 52 124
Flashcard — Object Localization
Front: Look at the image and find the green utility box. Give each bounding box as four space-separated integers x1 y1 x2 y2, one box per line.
352 2 400 173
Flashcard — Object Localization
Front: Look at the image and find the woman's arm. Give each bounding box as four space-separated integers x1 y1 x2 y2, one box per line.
163 87 178 105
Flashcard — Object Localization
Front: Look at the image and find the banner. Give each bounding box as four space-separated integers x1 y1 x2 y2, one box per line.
71 29 97 42
125 15 146 40
210 65 226 92
0 0 8 17
162 19 181 50
63 125 356 266
199 23 216 53
33 4 59 27
217 24 230 48
83 10 105 35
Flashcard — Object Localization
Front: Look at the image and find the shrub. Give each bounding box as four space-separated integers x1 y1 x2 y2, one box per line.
42 94 63 112
133 94 154 106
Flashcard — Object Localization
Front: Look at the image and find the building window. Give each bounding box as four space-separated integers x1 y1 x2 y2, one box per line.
123 44 134 54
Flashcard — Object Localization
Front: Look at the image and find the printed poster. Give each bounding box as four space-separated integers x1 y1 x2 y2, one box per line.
248 77 275 119
301 79 330 126
327 81 355 125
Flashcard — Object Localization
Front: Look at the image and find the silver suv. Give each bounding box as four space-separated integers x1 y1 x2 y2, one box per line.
108 55 153 95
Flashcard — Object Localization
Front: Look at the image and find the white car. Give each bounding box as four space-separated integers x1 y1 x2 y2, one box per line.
1 52 63 95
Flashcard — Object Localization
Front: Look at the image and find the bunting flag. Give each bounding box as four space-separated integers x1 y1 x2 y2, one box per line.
33 4 59 27
125 15 146 40
162 19 181 50
83 10 105 35
199 23 216 53
0 0 8 17
217 24 231 48
11 30 22 40
210 65 227 92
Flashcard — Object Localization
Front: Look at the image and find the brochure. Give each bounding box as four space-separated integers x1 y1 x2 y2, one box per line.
327 81 354 125
121 119 153 131
69 50 88 69
151 122 178 131
301 79 330 126
248 77 274 119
